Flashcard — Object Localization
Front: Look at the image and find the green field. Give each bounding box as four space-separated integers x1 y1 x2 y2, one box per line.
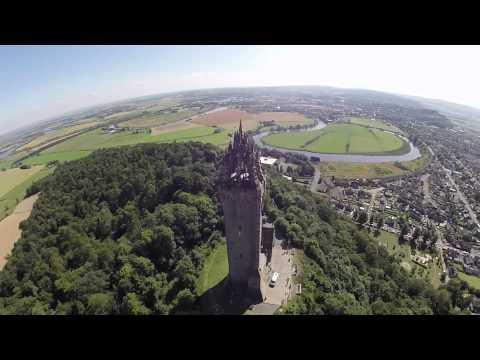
14 125 233 168
0 150 31 169
119 110 196 128
350 117 404 134
18 119 101 151
44 127 230 154
262 123 409 155
0 166 43 198
197 242 229 297
0 166 54 221
376 230 412 266
458 271 480 290
21 151 93 166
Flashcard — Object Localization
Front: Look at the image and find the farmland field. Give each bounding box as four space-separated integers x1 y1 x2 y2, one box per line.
119 110 197 128
0 194 39 270
262 123 408 155
0 166 53 221
350 117 404 134
252 112 314 126
151 121 201 135
191 108 312 130
21 151 93 166
191 108 258 129
15 110 313 167
0 166 44 198
18 120 101 151
39 126 230 154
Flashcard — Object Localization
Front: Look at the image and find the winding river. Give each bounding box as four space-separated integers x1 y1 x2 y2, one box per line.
252 120 421 163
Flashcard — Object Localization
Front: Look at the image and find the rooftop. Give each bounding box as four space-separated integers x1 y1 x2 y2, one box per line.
260 156 277 166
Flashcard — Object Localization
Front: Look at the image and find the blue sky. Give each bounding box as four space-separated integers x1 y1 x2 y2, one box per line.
2 45 480 135
0 46 262 133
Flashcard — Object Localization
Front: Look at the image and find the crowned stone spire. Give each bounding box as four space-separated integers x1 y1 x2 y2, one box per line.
220 121 264 189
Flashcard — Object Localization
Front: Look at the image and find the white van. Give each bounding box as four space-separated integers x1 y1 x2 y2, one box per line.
269 272 279 287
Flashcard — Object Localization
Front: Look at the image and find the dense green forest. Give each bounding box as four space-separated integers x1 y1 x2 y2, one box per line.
0 143 223 314
0 142 474 314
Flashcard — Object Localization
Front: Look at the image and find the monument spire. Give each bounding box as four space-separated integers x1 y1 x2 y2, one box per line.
217 122 266 302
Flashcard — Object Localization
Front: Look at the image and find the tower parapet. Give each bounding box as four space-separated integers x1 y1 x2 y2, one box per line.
218 121 264 190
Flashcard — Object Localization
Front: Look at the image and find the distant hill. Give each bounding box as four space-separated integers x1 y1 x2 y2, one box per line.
405 95 480 124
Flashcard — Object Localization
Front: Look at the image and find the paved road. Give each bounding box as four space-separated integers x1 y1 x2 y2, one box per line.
435 226 449 283
428 146 479 228
263 240 294 306
245 303 279 315
366 187 383 222
421 174 431 202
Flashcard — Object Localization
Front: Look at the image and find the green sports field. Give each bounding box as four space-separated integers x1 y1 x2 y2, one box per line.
262 123 409 155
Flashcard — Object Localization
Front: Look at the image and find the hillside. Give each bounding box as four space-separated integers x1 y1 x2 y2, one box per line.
408 96 480 123
0 143 472 315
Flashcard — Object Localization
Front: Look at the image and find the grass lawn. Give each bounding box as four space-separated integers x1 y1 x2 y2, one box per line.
458 271 480 290
320 162 402 179
197 242 229 297
262 123 408 155
21 151 92 166
349 117 404 135
292 249 304 286
0 166 54 221
375 230 412 268
0 165 44 198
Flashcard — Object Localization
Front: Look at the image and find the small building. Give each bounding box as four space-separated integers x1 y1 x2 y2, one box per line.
448 266 458 278
261 223 274 263
470 296 480 314
464 265 480 276
317 183 328 193
260 156 277 166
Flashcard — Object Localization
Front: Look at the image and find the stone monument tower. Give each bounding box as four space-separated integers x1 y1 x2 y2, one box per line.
217 121 265 301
